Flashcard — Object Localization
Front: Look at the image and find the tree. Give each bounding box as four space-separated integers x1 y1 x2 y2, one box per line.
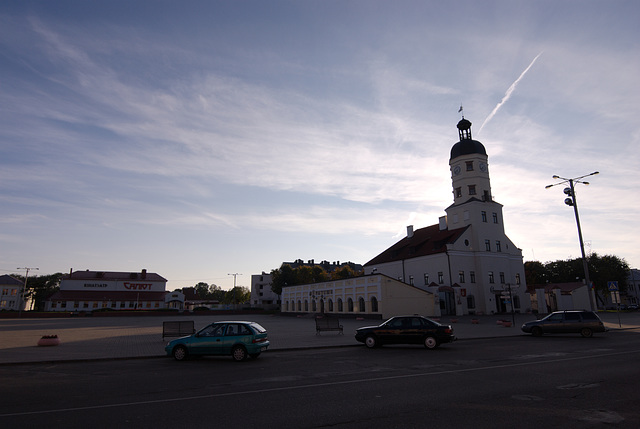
14 273 63 311
270 264 296 295
331 265 358 280
525 253 630 302
194 282 210 299
224 286 250 304
524 261 548 286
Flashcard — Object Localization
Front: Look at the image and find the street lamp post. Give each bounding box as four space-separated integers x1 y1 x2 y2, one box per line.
17 267 38 317
545 171 599 311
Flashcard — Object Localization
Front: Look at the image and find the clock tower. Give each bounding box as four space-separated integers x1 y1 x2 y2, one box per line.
446 117 499 229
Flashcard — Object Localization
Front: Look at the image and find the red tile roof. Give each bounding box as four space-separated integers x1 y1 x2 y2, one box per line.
364 224 469 266
64 270 167 282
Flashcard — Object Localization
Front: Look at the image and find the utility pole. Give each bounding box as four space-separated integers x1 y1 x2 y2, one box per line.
17 267 38 317
228 273 242 306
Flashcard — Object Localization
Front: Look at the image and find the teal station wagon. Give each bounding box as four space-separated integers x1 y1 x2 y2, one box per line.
165 321 269 362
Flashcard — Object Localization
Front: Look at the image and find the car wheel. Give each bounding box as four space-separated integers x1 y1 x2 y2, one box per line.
249 353 261 359
424 336 438 349
172 345 188 361
365 335 379 348
580 328 593 338
232 346 248 362
531 327 543 337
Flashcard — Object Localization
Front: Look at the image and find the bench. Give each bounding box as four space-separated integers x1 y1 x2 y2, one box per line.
162 320 195 340
315 316 343 335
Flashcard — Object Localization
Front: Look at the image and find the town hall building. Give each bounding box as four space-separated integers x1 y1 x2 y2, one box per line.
363 117 529 316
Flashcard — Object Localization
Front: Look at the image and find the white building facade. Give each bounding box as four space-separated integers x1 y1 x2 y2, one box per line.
281 274 436 319
364 118 529 316
250 272 279 309
0 275 29 311
46 269 169 312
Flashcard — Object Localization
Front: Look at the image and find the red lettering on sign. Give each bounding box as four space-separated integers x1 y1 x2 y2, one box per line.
123 283 152 290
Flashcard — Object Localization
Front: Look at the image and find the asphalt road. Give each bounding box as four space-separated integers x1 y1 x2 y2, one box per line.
2 331 640 428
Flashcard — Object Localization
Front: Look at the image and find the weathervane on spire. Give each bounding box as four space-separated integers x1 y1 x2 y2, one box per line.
458 104 464 119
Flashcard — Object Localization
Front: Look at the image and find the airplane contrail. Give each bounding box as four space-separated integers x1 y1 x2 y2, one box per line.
478 52 543 134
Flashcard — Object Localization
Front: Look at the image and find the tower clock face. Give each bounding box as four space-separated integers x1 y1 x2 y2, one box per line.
453 165 461 176
479 162 487 172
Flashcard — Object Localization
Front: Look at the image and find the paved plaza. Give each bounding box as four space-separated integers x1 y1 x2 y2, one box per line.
1 312 639 365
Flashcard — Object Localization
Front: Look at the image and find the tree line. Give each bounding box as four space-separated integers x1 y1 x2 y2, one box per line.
189 282 251 304
524 252 630 305
269 263 362 295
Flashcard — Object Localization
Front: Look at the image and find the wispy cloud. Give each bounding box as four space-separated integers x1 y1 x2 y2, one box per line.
478 52 543 134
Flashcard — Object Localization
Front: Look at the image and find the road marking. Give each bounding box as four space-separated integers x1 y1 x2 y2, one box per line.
2 348 640 418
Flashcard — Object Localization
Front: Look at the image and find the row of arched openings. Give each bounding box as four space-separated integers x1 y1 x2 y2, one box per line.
284 296 378 313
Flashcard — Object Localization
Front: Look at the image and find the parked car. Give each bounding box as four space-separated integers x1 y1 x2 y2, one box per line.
165 321 269 361
521 311 606 338
355 315 455 349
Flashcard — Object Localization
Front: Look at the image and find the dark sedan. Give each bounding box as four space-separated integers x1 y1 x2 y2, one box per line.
355 315 455 349
521 310 607 338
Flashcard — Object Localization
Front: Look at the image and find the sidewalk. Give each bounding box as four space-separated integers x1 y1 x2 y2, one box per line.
1 312 638 365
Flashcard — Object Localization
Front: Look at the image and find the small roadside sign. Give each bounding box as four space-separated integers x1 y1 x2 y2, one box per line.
608 281 619 291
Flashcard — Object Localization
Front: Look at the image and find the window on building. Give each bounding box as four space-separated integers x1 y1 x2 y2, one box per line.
328 299 334 312
500 272 505 283
312 300 317 312
493 212 498 224
467 295 476 309
514 295 521 309
468 185 476 195
470 271 476 283
371 297 378 312
338 299 343 312
485 240 491 251
84 302 89 308
304 300 309 311
496 240 502 252
459 271 465 283
438 272 444 284
455 187 462 198
348 298 354 312
481 211 487 222
489 271 495 283
298 300 302 311
359 297 365 312
1 289 7 295
285 301 289 311
516 273 521 285
424 273 429 285
466 161 474 171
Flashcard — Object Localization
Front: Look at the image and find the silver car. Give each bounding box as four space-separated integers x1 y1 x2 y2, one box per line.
521 310 606 338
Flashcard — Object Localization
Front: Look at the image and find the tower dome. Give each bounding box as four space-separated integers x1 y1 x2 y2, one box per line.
450 118 486 161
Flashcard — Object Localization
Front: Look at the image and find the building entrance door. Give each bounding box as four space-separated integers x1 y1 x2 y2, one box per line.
439 290 456 315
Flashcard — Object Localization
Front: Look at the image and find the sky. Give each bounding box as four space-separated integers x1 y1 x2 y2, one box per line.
2 1 639 291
